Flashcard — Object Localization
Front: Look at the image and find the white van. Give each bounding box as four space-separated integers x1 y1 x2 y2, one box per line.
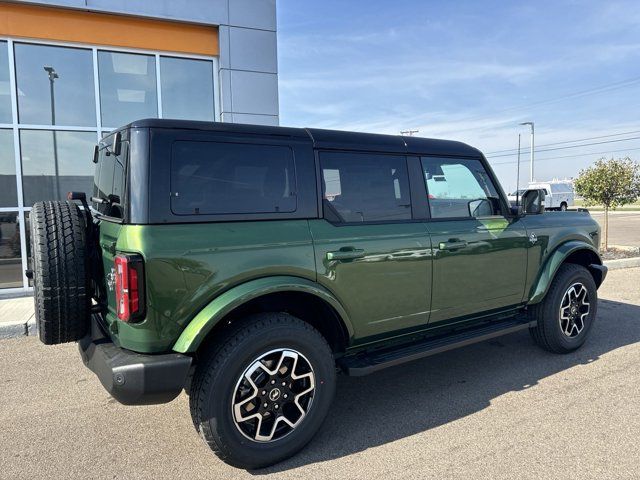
528 181 574 211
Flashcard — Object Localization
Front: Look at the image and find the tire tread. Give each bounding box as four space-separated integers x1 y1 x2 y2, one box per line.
31 201 90 345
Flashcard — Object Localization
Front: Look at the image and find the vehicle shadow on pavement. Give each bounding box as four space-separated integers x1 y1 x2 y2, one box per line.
254 299 640 474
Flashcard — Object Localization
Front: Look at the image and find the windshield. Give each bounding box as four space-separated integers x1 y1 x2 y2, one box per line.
92 133 128 219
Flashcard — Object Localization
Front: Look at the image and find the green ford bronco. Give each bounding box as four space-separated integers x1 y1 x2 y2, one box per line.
29 119 607 469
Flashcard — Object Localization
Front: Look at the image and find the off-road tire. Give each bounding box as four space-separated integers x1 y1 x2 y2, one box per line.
189 312 336 469
529 263 597 353
30 201 90 345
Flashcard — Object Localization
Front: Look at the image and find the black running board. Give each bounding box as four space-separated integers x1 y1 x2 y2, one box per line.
340 318 536 376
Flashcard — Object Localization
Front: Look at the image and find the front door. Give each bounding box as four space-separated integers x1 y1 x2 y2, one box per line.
309 150 433 343
420 156 528 325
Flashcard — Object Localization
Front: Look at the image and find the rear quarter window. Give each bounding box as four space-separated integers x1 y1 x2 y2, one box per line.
92 140 127 219
170 141 297 215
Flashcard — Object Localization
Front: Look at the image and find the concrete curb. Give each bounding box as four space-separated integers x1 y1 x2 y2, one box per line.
604 257 640 270
0 314 36 340
0 320 29 339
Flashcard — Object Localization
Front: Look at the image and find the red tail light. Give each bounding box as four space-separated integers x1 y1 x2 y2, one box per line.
114 254 145 322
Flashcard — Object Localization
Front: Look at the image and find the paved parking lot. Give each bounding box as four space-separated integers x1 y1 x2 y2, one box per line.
591 211 640 246
1 267 639 480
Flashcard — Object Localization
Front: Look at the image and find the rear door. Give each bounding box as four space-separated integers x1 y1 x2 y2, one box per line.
309 150 433 343
421 156 529 325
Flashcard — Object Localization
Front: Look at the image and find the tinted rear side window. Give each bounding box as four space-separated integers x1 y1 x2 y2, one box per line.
320 151 411 223
93 140 127 218
170 141 296 215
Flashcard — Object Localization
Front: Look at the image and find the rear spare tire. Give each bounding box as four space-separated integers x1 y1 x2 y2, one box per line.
30 201 90 345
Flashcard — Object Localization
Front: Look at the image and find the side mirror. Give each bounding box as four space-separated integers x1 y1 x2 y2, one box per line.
510 205 523 216
468 198 493 217
522 189 546 215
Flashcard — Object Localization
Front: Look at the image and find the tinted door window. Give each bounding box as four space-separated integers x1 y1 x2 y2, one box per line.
421 157 501 218
320 151 411 223
171 141 296 215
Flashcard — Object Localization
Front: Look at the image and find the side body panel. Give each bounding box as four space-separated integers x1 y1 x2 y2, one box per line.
308 219 433 342
105 220 317 353
425 217 529 324
173 275 353 353
521 211 601 304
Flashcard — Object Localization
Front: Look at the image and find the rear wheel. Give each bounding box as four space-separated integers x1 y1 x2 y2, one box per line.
529 263 597 353
190 312 336 469
560 202 568 211
30 201 91 345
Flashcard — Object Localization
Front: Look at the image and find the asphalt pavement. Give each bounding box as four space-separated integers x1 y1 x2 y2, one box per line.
1 268 639 480
590 211 640 246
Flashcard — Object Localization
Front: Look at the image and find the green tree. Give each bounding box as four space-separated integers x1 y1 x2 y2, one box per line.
574 157 640 250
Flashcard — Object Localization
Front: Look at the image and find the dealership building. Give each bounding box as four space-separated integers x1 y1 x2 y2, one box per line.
0 0 279 294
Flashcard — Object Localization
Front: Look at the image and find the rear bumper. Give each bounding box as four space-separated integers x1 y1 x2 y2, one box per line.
78 321 192 406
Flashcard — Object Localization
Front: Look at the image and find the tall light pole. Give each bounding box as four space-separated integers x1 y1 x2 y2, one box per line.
516 133 521 206
520 121 535 182
44 66 60 200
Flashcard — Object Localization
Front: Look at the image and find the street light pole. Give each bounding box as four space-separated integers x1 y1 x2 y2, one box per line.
520 121 535 182
516 133 521 206
44 66 60 200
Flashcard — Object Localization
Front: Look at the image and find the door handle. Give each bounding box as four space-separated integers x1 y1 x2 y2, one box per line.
439 240 468 250
326 249 366 261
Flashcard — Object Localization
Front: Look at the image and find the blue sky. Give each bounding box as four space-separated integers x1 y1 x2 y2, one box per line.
276 0 640 192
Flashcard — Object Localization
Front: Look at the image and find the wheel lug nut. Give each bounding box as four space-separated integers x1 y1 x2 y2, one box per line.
274 404 279 409
261 390 266 395
271 380 275 385
282 381 286 386
263 402 268 408
283 394 288 399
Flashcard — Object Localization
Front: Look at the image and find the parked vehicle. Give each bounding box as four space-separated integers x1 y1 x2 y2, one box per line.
509 181 574 210
29 120 606 469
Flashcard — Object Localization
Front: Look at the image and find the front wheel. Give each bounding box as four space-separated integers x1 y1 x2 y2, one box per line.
529 263 597 353
189 313 336 469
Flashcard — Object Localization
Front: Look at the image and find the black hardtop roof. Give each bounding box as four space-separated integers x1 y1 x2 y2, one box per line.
124 118 482 157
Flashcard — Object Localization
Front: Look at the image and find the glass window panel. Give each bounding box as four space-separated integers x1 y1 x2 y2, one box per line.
99 51 157 128
320 152 411 223
0 130 17 207
0 211 22 288
171 141 296 215
20 130 96 205
160 57 214 121
14 43 95 126
421 157 501 218
93 135 128 219
0 41 12 123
